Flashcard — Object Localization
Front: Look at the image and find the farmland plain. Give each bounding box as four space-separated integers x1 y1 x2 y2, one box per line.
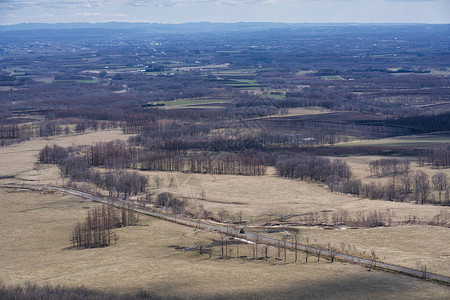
1 188 449 299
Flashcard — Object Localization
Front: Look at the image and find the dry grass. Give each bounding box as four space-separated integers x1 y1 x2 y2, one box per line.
140 169 450 224
266 225 450 277
0 130 131 183
0 188 449 299
336 133 450 148
329 154 450 187
1 132 449 298
248 107 333 120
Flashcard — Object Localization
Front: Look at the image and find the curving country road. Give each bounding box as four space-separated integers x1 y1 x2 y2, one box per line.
2 183 450 285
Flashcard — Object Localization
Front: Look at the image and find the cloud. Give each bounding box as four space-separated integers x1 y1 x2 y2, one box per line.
74 12 128 17
74 12 103 17
126 0 291 6
0 0 439 11
0 0 121 10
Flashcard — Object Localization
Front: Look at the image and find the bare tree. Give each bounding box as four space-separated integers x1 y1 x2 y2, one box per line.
153 175 164 189
291 229 300 263
432 172 448 203
305 248 311 263
413 171 430 204
218 208 229 222
328 243 337 263
369 250 377 271
277 241 281 260
282 236 288 263
254 235 260 260
219 232 225 258
199 189 206 200
168 175 176 187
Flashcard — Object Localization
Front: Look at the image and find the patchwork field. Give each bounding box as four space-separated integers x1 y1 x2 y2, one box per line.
1 188 449 299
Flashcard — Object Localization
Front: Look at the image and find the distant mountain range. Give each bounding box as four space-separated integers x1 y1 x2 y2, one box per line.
1 22 444 33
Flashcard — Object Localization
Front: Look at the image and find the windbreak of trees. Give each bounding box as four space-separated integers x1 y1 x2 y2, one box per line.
0 119 117 147
103 171 148 198
368 158 410 177
392 112 450 134
39 145 148 199
155 192 186 214
276 155 352 182
419 146 450 168
0 122 62 146
187 152 266 175
72 204 138 248
84 140 267 176
276 154 450 206
293 208 450 228
39 144 69 164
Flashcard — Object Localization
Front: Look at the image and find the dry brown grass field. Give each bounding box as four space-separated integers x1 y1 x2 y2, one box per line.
1 188 449 299
262 107 334 118
336 133 450 148
1 131 449 298
0 130 131 185
139 169 450 224
264 225 450 277
328 155 450 185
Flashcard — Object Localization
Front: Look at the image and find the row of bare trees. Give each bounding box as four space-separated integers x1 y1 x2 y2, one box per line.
82 141 267 176
276 153 449 206
104 171 148 198
209 230 345 265
72 204 138 248
358 171 449 205
276 155 352 182
40 144 148 199
419 146 450 168
1 120 117 147
281 208 449 228
368 158 410 177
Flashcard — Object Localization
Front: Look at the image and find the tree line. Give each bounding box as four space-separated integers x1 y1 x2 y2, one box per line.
276 154 450 206
72 204 138 248
84 140 267 176
419 146 450 168
39 145 148 199
368 158 410 177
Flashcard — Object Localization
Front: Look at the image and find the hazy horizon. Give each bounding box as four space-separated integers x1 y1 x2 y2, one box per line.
1 0 449 26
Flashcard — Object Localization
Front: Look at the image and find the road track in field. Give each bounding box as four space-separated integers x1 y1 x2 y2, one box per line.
2 183 450 285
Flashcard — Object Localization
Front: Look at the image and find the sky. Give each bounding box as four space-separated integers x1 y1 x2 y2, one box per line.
0 0 449 25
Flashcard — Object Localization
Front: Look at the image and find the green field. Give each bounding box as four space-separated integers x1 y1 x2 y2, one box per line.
225 78 259 88
321 75 345 80
0 86 14 91
156 98 229 106
76 78 99 83
264 93 286 100
296 70 316 76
